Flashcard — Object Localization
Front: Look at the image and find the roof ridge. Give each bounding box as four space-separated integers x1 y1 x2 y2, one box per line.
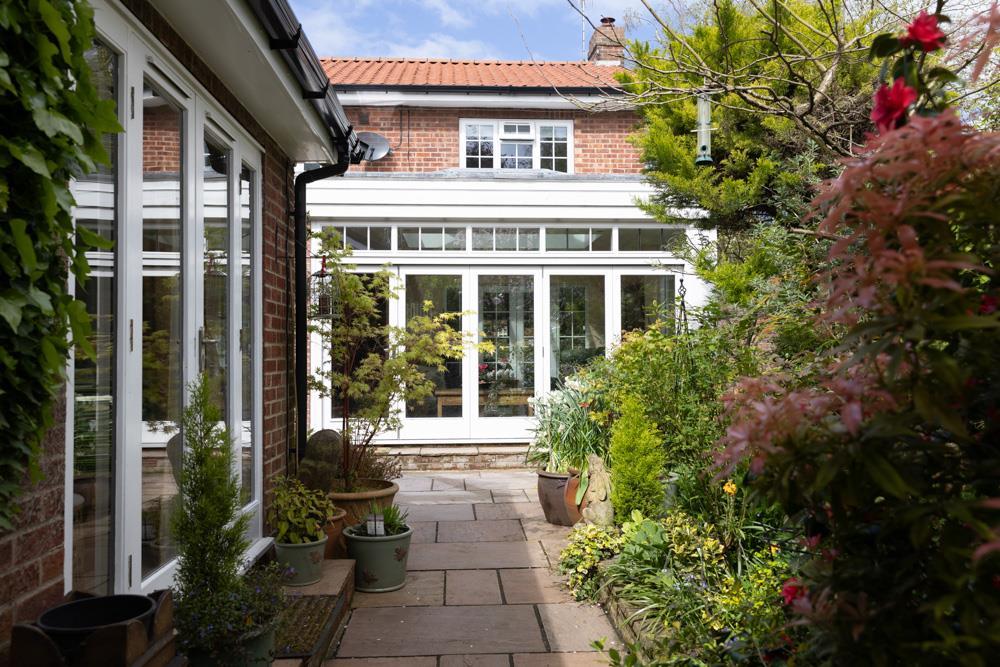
318 56 612 67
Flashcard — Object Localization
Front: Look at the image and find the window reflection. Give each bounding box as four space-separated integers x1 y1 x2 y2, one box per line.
240 164 254 505
479 276 534 417
550 276 605 389
621 275 675 333
405 275 463 418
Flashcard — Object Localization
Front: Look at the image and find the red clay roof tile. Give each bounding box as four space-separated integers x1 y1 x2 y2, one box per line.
321 57 624 90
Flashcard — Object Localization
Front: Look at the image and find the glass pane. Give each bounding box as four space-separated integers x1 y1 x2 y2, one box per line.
72 42 118 596
240 164 255 506
621 275 675 334
472 227 493 251
369 227 391 250
554 143 567 158
619 228 640 251
639 228 661 251
141 78 183 577
540 126 553 140
203 137 230 421
550 276 605 389
479 276 535 417
519 228 539 251
444 227 466 250
555 126 568 140
553 158 568 173
421 228 443 251
495 227 517 251
466 141 479 157
405 275 463 418
545 228 567 251
346 226 368 250
592 228 612 251
567 228 589 251
399 227 420 250
467 125 479 139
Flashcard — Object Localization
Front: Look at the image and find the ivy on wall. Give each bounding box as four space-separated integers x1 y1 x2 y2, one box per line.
0 1 120 530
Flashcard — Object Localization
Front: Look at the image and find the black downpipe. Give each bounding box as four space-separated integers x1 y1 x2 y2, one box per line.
293 141 351 470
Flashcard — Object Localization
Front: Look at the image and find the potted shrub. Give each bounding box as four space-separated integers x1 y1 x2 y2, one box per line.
172 375 285 665
527 385 608 526
269 476 337 586
308 229 473 524
344 504 413 593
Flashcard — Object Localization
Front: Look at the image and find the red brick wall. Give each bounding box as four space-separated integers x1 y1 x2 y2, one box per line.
142 105 182 173
0 1 297 661
346 106 642 174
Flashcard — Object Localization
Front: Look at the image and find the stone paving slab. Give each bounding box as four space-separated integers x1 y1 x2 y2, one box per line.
431 477 467 490
439 655 510 667
512 653 611 666
536 603 621 652
520 517 573 541
473 502 543 520
400 504 475 523
395 477 433 492
326 658 437 666
397 490 493 505
407 521 437 544
465 474 537 491
408 542 548 570
499 569 573 604
445 570 502 605
337 606 547 657
491 489 530 502
436 519 525 543
352 571 444 609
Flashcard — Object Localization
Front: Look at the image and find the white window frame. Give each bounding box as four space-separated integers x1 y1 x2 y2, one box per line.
65 0 266 597
460 118 574 174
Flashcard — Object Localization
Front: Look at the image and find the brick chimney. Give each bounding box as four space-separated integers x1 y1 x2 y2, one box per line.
587 16 625 65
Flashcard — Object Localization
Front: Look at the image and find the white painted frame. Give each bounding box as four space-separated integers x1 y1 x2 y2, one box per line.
459 118 575 174
65 0 266 596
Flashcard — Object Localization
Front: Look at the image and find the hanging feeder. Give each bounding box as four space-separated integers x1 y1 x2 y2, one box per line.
311 257 337 320
694 93 715 166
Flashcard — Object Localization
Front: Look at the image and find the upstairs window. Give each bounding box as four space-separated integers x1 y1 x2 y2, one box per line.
461 119 573 173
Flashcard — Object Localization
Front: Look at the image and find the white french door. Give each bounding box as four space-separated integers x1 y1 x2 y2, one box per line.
541 268 613 391
69 2 264 597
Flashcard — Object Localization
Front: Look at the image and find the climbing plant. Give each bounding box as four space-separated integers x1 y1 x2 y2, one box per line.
0 1 120 530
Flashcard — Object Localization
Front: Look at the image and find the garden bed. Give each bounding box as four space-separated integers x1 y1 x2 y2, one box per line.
275 594 346 665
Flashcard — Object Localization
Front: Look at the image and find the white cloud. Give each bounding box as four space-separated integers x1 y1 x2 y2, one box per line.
383 33 500 59
420 0 472 28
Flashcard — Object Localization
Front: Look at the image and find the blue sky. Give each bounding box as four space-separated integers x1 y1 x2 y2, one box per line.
288 0 659 61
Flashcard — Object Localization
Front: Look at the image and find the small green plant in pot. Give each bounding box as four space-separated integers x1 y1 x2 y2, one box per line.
344 504 412 593
269 476 337 586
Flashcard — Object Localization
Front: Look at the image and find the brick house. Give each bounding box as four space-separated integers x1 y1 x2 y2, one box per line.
306 20 711 464
0 0 363 659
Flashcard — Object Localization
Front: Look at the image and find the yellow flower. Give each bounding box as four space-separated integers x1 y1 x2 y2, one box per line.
723 480 737 496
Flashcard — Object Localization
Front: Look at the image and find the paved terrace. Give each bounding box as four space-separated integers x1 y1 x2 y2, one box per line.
330 470 621 665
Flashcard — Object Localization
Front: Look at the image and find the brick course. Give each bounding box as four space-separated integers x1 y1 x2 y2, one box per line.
345 106 642 174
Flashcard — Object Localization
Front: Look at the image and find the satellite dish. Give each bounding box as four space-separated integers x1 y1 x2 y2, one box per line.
356 131 391 161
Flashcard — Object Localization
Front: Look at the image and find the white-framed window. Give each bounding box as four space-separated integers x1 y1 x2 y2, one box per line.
460 119 573 173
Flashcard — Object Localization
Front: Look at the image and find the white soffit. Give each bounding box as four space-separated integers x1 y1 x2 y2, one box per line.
334 90 627 110
149 0 337 162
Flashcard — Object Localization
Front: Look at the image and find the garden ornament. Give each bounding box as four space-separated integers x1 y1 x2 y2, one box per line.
581 454 614 526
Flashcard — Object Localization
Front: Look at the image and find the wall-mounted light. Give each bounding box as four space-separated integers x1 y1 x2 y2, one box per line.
694 93 715 166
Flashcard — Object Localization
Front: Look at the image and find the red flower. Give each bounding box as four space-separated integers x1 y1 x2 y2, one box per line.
980 294 999 315
781 578 807 605
871 79 918 133
901 10 946 51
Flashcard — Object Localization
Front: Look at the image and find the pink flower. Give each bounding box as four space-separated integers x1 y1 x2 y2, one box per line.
781 578 807 605
901 11 946 51
871 79 918 133
980 294 999 315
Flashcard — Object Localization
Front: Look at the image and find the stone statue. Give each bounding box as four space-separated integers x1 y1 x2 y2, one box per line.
581 454 614 526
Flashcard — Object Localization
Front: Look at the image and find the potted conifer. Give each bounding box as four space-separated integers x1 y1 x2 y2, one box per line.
308 229 474 524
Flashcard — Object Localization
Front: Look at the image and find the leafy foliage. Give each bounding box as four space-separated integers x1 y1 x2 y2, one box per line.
526 385 608 474
269 476 337 545
352 503 409 537
609 395 666 521
558 523 622 600
308 229 473 490
719 13 1000 662
0 0 119 530
173 376 284 661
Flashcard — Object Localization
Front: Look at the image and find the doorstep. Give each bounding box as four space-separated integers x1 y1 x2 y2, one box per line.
375 444 529 470
276 559 355 666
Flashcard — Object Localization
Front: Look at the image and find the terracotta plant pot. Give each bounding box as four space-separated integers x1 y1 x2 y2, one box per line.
537 470 575 526
328 479 399 526
564 474 589 525
324 507 349 559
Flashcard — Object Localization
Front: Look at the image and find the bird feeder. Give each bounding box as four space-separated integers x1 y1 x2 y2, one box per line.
694 93 715 166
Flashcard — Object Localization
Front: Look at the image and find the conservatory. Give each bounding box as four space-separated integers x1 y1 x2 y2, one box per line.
307 171 711 444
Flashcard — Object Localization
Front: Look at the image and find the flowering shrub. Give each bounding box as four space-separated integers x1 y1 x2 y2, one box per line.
559 523 623 600
718 7 1000 663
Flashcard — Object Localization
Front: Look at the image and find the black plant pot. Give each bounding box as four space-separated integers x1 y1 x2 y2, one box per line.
37 594 156 659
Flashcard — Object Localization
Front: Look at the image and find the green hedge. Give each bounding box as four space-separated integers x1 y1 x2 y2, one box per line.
610 395 666 521
0 1 119 530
